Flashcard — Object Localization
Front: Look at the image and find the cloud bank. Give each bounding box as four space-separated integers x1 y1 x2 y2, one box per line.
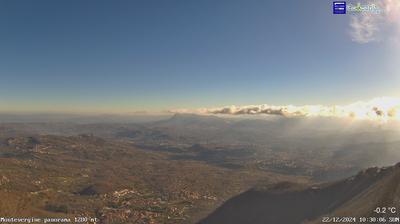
349 0 400 44
172 97 400 121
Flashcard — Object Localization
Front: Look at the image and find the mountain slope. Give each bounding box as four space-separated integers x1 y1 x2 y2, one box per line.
200 163 400 224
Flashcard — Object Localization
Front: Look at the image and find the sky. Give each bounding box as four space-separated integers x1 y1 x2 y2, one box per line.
0 0 399 114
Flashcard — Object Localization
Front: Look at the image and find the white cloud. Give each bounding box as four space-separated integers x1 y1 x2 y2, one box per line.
171 97 400 121
349 14 380 43
349 0 400 44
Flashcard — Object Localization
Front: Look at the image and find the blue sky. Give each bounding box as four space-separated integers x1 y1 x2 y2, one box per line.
0 0 399 113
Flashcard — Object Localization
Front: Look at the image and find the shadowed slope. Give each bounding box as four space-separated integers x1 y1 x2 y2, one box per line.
200 164 400 224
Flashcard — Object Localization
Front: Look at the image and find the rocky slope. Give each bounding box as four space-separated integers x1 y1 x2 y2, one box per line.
200 163 400 224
